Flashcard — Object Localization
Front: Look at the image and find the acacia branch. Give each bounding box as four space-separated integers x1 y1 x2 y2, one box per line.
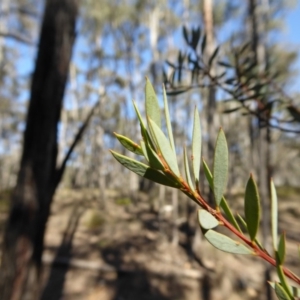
182 177 300 285
166 61 300 134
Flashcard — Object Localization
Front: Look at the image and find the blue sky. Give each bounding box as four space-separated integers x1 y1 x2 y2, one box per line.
283 2 300 91
14 2 300 104
284 3 300 43
2 1 300 156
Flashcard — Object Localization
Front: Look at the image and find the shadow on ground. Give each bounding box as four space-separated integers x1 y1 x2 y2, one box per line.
41 202 87 300
101 238 191 300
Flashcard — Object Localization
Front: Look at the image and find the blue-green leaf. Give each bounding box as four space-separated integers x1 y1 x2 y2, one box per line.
144 141 165 171
270 281 283 290
271 179 278 250
198 209 219 229
163 84 176 153
114 133 143 155
140 141 149 161
213 128 228 206
192 108 201 184
184 147 195 191
148 118 180 177
269 282 275 290
270 282 295 300
204 229 254 255
244 174 260 241
132 100 146 126
111 150 147 177
291 285 300 297
133 100 156 150
237 214 264 250
277 233 286 265
133 101 147 139
274 282 293 300
237 213 247 230
145 78 161 128
110 150 179 188
220 199 242 232
202 158 241 232
276 263 293 298
203 159 213 187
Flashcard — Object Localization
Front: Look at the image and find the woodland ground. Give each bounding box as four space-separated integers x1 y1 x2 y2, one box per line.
0 186 299 300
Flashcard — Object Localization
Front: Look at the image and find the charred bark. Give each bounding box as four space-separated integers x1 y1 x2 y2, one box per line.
0 0 78 299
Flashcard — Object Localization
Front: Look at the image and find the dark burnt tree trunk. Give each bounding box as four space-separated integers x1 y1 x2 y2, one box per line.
0 0 78 299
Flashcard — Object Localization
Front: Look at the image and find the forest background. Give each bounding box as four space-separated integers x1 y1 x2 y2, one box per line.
0 0 300 299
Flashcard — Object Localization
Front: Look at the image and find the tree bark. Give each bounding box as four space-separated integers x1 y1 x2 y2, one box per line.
248 1 272 299
0 0 78 299
203 0 217 205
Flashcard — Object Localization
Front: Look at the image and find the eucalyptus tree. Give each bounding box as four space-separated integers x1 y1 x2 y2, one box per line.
0 0 78 298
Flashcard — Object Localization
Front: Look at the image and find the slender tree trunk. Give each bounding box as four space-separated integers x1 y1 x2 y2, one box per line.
149 5 160 84
248 1 272 299
187 0 218 261
0 1 78 299
203 0 217 143
203 0 217 203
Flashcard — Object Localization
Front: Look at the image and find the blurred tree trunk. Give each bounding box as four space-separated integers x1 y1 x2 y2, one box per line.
191 0 219 265
202 0 217 207
248 1 272 299
0 0 78 299
203 0 217 161
248 0 272 248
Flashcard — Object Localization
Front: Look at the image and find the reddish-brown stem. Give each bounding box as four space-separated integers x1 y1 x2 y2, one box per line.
158 141 300 285
220 214 300 285
188 186 300 285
